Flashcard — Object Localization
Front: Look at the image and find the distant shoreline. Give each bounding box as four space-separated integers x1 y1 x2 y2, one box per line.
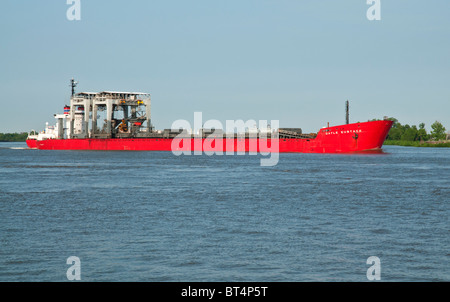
384 140 450 148
0 132 28 142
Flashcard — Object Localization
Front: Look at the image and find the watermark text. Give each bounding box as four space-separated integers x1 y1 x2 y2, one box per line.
66 0 81 21
170 112 279 167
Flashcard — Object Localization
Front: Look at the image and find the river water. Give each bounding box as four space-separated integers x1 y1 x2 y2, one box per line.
0 142 448 281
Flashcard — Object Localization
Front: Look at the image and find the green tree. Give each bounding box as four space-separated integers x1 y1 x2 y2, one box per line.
386 117 404 140
430 121 446 141
386 117 398 124
417 123 428 141
401 125 418 141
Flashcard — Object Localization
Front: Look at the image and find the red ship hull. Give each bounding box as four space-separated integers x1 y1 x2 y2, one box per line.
26 120 393 153
26 139 37 149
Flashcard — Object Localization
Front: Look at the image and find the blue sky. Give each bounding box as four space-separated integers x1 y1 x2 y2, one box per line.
1 0 449 133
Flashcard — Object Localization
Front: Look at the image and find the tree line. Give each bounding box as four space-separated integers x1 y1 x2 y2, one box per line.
384 118 447 142
0 132 29 142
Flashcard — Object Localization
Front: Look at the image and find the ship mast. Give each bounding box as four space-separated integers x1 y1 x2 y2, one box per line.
70 78 78 96
345 100 349 124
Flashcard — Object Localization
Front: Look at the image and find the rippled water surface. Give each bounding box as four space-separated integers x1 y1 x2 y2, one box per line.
0 142 448 281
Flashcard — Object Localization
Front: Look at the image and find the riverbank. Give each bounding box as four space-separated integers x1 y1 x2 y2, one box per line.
384 140 450 148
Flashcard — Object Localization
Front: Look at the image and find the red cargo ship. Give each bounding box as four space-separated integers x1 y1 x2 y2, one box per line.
27 120 392 153
26 80 393 153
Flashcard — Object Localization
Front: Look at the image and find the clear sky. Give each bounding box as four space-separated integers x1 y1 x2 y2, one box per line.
1 0 449 133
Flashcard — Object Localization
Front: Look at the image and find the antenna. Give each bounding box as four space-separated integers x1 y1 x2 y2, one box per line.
70 78 78 96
